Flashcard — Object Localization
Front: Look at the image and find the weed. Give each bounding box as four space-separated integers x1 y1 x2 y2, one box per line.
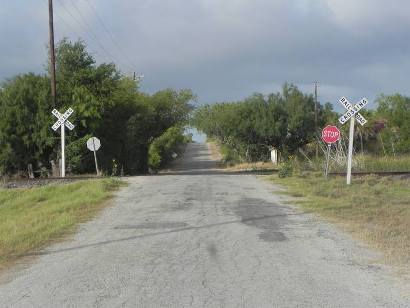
0 179 123 267
278 161 293 178
272 173 410 265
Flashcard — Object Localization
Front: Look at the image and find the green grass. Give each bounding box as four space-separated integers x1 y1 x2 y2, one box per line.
272 173 410 265
0 179 123 266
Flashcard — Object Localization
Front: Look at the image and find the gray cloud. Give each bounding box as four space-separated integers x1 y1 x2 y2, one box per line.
1 0 410 110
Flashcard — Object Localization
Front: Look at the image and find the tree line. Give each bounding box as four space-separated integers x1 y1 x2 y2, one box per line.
193 84 409 163
0 39 193 176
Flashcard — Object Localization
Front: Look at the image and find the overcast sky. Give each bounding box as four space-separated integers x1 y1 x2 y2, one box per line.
1 0 410 111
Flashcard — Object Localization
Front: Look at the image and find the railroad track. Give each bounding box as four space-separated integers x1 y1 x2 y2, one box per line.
1 176 109 189
329 171 410 177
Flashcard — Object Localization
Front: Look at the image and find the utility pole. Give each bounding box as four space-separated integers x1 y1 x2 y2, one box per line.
133 72 144 81
314 81 319 159
48 0 57 107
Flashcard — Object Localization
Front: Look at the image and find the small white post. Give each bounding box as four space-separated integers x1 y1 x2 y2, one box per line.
346 116 355 185
61 123 65 178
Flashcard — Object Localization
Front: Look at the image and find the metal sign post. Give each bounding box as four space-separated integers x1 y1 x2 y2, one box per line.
338 97 368 185
87 137 101 175
325 144 331 177
51 108 75 178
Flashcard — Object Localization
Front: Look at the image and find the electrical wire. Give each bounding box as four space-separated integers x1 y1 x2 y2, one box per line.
41 0 104 62
83 0 138 70
66 0 134 71
51 5 104 61
55 0 131 70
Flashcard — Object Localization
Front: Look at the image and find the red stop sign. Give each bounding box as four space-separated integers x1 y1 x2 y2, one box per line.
322 125 341 144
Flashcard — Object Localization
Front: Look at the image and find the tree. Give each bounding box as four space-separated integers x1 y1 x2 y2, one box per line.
0 74 52 174
193 84 324 161
376 94 410 153
0 39 194 176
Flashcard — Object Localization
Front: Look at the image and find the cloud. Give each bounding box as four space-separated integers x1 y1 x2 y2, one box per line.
322 0 410 32
1 0 410 110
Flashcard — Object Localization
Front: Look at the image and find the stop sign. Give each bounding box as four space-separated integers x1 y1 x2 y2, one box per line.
322 125 341 144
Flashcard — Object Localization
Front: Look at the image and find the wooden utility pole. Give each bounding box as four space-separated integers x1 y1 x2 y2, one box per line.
48 0 57 107
314 81 319 159
133 72 144 81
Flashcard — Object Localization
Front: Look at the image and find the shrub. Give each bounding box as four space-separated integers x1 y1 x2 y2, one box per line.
278 161 293 178
148 127 185 171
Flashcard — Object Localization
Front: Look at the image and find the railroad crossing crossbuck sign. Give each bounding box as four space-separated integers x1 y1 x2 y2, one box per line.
52 108 75 131
338 97 368 126
51 107 75 178
338 96 368 185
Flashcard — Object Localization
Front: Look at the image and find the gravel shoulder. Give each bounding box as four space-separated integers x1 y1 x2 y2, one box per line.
0 143 408 307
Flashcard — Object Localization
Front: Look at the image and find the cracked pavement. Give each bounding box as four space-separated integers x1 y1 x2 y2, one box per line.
0 143 409 307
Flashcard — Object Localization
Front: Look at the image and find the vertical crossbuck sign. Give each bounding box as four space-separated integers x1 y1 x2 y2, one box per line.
338 96 368 185
51 108 75 178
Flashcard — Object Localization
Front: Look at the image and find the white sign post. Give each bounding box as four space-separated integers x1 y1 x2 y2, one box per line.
52 108 75 178
338 97 368 185
87 137 101 176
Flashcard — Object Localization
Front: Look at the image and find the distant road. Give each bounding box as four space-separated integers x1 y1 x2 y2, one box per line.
0 143 408 307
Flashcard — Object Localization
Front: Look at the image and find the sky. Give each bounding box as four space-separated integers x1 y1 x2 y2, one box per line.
1 0 410 113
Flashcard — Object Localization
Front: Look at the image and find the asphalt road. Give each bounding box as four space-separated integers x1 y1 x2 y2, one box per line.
0 143 408 307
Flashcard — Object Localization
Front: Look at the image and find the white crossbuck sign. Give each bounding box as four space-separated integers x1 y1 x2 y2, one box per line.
338 97 368 126
51 107 75 178
52 108 75 131
337 96 368 185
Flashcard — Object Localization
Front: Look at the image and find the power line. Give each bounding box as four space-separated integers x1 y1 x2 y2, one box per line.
55 0 129 69
66 0 133 71
49 3 105 62
83 0 138 70
57 0 118 64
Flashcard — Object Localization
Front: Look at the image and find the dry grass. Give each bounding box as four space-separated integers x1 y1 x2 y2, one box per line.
272 173 410 266
326 154 410 173
207 141 277 171
0 179 123 267
207 142 223 161
226 161 276 171
354 155 410 172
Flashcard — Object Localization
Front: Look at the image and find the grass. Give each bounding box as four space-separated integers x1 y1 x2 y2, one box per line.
272 173 410 265
207 140 277 171
322 154 410 173
219 144 241 166
283 154 410 174
353 155 410 172
226 161 276 171
207 142 223 162
0 178 123 267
